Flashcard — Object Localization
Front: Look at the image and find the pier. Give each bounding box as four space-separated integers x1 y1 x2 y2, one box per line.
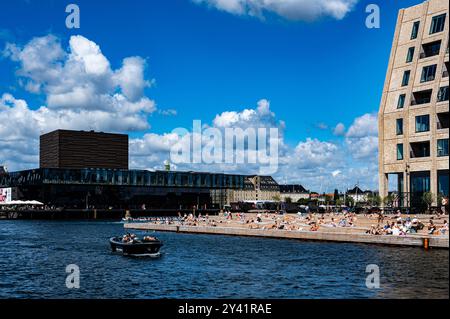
124 223 449 249
0 208 220 220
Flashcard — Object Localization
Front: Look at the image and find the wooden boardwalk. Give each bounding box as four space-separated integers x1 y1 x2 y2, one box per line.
125 223 449 249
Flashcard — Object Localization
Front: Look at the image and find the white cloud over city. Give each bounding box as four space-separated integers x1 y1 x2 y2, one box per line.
193 0 359 21
1 34 378 192
344 113 378 160
3 34 156 126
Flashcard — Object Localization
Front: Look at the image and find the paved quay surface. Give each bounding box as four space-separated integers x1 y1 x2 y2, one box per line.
125 213 449 249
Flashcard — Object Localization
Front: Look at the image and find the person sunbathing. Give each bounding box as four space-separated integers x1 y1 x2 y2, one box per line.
439 221 448 235
428 220 437 235
329 218 337 227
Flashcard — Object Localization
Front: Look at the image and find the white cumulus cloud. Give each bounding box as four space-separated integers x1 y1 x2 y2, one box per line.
346 113 378 139
213 99 283 130
344 113 378 160
193 0 358 21
333 122 346 136
3 34 155 114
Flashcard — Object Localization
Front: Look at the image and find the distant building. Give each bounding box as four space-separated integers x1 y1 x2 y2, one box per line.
0 166 7 174
279 184 310 202
213 175 281 205
40 130 129 170
347 187 371 203
310 192 320 200
378 0 449 209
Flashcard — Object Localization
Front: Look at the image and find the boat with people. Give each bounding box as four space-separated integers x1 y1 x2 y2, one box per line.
110 233 163 257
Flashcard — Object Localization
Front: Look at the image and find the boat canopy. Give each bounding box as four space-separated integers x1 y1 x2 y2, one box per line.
0 200 44 206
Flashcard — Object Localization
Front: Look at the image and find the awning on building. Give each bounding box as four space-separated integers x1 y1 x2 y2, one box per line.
0 200 44 206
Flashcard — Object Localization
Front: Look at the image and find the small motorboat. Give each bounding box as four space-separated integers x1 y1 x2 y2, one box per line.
110 235 163 257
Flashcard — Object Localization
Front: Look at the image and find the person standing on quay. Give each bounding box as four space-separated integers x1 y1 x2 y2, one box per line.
441 197 448 215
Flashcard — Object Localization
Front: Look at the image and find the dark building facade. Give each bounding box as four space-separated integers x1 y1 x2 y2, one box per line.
40 130 128 170
279 184 308 194
0 168 246 209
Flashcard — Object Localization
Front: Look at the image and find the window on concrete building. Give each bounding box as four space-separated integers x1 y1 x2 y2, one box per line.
402 70 410 86
411 89 432 105
397 94 406 108
430 14 446 34
411 171 430 194
437 139 449 157
396 118 403 135
406 47 415 63
438 170 449 197
443 62 449 78
437 112 449 130
415 115 430 132
410 171 431 209
420 40 441 58
410 141 430 158
420 64 437 82
397 144 404 160
411 21 420 39
437 86 449 102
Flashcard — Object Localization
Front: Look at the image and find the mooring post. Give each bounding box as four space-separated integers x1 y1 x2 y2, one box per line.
423 238 430 250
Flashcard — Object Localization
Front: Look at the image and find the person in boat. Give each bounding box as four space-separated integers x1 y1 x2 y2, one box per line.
122 234 131 243
122 233 137 243
130 234 139 243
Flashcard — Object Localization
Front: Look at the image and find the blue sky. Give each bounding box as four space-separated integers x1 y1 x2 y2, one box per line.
0 0 424 192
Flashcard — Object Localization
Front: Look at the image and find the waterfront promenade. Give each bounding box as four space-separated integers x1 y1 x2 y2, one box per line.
125 213 449 249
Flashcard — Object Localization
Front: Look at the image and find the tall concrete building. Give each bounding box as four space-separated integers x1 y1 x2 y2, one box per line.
379 0 449 209
40 130 129 170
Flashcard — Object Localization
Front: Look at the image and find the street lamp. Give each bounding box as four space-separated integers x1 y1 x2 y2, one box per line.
405 163 410 209
86 192 91 210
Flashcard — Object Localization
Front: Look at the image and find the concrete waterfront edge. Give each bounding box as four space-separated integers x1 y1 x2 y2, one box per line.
124 223 449 249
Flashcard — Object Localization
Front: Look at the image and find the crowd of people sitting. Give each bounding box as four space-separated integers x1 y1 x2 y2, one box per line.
136 208 449 237
0 204 50 211
124 216 181 224
178 212 217 227
170 210 363 232
366 211 448 236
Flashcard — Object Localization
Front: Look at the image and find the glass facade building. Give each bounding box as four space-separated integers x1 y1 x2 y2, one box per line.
0 168 247 209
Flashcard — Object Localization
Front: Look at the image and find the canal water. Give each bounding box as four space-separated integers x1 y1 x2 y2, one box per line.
0 221 448 299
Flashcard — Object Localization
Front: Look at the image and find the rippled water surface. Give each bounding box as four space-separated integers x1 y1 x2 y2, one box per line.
0 221 448 299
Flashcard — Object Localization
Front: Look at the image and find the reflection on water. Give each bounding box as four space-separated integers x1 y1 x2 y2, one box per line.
0 221 448 299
